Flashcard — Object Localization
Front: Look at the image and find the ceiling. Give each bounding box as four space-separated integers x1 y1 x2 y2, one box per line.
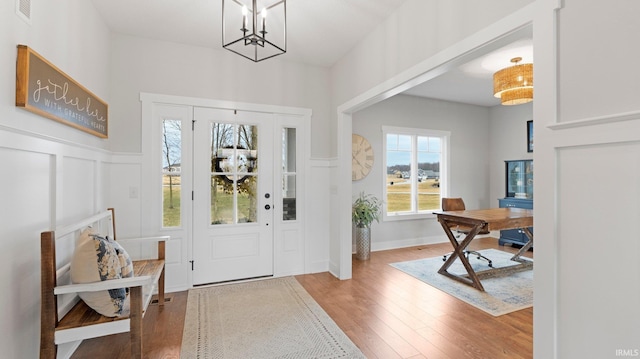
404 36 533 107
90 0 532 107
90 0 409 67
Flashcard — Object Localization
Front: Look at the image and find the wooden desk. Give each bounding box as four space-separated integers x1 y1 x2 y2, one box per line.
433 207 533 291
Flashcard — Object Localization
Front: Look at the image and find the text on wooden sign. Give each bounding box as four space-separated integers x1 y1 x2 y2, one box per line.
15 45 108 138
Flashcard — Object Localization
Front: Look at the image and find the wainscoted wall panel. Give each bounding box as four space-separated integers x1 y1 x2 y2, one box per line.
164 236 186 291
0 126 140 358
556 141 640 358
0 146 51 359
307 159 331 274
62 157 97 223
533 2 640 355
105 161 142 238
164 237 183 265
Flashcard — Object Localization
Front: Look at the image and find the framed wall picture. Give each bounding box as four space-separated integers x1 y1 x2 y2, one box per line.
527 120 533 153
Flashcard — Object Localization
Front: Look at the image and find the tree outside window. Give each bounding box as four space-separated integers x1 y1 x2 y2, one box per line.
162 119 182 227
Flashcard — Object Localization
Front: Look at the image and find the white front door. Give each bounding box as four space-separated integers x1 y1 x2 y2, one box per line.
192 107 274 285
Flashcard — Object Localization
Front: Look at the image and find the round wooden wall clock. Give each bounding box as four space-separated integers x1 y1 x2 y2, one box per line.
352 134 374 181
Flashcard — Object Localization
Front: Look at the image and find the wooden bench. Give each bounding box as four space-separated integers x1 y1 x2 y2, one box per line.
40 208 168 359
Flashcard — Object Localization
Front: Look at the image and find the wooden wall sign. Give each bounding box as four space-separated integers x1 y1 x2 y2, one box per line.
15 45 108 138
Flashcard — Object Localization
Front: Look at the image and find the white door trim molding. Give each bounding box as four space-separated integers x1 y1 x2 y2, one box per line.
140 92 312 290
532 1 563 358
140 93 312 117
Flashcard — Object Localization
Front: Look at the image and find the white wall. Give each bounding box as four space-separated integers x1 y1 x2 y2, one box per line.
0 0 113 357
108 34 333 158
0 0 111 148
353 94 491 250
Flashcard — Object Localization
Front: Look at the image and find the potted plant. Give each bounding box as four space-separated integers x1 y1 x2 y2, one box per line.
352 191 382 260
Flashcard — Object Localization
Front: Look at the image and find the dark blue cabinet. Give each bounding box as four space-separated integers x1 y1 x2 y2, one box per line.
498 198 533 246
499 159 533 247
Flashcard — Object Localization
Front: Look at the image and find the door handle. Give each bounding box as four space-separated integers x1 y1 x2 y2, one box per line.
265 204 271 210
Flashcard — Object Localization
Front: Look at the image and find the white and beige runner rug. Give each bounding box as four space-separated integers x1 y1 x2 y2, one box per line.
180 276 366 359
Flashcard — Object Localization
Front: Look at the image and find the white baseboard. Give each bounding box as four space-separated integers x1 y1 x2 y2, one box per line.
307 260 330 274
166 284 190 293
328 260 340 279
351 233 500 254
351 234 448 253
372 234 449 252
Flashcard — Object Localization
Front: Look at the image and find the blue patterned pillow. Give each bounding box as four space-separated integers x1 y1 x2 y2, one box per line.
70 228 133 317
107 235 134 280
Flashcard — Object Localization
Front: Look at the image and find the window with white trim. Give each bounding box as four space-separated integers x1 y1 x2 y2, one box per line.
383 126 449 220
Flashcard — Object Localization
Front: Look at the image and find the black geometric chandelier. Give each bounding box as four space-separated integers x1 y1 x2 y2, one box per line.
222 0 287 62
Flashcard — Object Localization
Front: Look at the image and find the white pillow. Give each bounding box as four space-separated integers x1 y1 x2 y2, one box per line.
70 228 133 317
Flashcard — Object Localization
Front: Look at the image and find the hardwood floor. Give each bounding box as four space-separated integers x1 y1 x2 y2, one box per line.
71 291 189 359
298 238 533 359
72 237 532 358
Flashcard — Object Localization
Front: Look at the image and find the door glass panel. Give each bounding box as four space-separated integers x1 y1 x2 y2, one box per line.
282 128 296 221
283 175 296 220
211 175 232 224
162 119 182 228
238 125 259 173
238 175 257 223
210 122 258 225
283 128 296 172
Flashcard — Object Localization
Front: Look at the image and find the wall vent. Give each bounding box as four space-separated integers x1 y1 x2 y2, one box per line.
16 0 31 25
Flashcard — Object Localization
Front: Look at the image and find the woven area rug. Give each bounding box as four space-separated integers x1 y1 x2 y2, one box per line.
390 249 533 316
180 276 365 359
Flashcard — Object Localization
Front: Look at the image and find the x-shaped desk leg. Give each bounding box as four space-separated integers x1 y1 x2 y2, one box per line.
511 227 534 263
437 218 486 291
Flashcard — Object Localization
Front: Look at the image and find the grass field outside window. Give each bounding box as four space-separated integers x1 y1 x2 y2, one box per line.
383 126 449 219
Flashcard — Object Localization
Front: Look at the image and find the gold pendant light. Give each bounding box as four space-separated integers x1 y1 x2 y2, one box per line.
493 57 533 105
